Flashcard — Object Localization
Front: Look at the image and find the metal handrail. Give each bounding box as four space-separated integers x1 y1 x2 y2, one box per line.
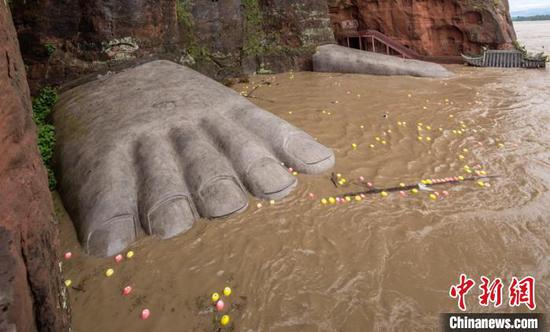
360 30 420 59
338 29 420 59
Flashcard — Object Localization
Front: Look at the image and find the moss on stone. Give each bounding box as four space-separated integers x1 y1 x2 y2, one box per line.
242 0 266 56
176 0 193 29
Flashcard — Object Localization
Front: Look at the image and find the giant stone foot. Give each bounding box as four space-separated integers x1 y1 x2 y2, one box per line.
54 60 335 256
313 44 452 78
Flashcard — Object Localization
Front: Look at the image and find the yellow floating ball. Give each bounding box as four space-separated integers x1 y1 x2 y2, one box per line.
64 279 72 287
417 136 423 141
458 176 464 181
212 292 220 303
477 181 485 187
321 198 328 205
369 144 375 148
328 197 336 204
399 183 405 187
355 195 362 201
220 315 231 326
426 137 432 142
105 268 114 277
223 287 232 297
345 196 351 202
429 194 437 201
458 155 465 160
411 188 419 194
351 143 357 149
380 191 388 197
126 251 134 259
381 140 387 145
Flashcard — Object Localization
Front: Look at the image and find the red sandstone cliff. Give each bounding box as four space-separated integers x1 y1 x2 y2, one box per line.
0 3 69 331
328 0 516 57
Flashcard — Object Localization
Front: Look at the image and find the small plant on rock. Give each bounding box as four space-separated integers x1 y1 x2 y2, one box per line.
32 87 58 190
44 43 56 57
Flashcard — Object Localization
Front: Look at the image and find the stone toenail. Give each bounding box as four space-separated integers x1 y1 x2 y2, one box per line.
148 196 196 238
199 177 248 218
285 135 333 165
247 158 296 198
87 215 137 257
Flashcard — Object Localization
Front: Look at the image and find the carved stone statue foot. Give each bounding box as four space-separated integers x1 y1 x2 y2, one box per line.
54 61 334 256
313 44 453 78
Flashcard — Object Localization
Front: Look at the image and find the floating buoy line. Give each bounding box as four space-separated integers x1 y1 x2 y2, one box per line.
331 172 500 197
318 172 499 203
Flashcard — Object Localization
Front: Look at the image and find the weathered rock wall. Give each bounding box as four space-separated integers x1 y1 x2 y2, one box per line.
328 0 516 56
0 3 69 331
12 0 334 92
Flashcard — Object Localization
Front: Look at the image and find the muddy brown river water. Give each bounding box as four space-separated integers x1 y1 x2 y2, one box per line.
57 64 549 331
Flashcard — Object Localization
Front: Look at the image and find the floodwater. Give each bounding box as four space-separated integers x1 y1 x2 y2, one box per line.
57 48 549 332
513 20 550 54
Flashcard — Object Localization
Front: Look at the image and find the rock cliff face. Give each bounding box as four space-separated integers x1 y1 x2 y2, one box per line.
12 0 334 92
328 0 516 57
12 0 516 90
0 3 69 331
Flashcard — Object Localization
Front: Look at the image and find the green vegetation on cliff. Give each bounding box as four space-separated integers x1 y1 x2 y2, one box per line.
176 0 211 65
242 0 266 56
176 0 193 28
32 87 57 190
